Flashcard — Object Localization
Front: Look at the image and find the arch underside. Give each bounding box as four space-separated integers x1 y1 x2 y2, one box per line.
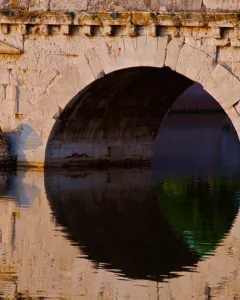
27 37 240 168
46 67 193 167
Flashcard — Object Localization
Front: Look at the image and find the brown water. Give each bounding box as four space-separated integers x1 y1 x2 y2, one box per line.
0 105 240 299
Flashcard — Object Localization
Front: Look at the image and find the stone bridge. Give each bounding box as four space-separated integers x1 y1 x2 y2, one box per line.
0 0 240 166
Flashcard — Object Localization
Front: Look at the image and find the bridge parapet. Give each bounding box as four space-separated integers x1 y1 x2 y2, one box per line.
0 0 240 12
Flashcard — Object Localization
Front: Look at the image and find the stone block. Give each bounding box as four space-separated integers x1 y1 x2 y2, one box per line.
0 0 8 9
85 48 104 79
204 64 240 109
185 49 209 82
0 85 5 98
203 0 224 11
192 27 220 38
92 39 113 74
222 0 238 11
231 39 240 47
184 37 201 48
50 0 88 11
29 0 49 10
165 38 184 71
150 0 202 11
88 0 147 11
60 25 70 35
6 85 17 101
218 47 240 63
176 44 197 78
179 27 221 38
0 25 9 35
76 54 96 85
196 56 216 87
47 64 85 108
114 37 141 70
201 38 229 47
0 69 10 85
153 36 169 68
179 27 192 37
229 62 240 81
2 96 16 115
9 0 29 9
176 44 212 82
200 44 217 59
82 26 91 36
136 36 156 67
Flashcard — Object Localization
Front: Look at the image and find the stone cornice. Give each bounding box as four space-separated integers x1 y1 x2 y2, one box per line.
0 11 239 40
0 11 239 27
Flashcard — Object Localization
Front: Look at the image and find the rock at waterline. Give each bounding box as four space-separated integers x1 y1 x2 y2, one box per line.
0 128 11 165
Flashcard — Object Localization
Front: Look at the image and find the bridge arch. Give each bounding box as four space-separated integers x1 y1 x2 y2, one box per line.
19 37 240 166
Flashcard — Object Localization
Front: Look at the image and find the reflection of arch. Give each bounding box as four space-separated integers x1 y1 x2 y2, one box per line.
45 169 240 281
45 169 200 281
22 38 240 165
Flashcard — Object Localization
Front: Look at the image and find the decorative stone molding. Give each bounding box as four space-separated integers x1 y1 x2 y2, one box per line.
0 12 239 37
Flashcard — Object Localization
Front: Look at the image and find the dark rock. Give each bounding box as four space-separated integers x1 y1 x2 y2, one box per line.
0 128 12 165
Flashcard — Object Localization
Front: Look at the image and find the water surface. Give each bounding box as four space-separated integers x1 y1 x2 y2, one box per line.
0 102 240 299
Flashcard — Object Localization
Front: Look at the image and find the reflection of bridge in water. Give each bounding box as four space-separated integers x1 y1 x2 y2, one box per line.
0 169 239 299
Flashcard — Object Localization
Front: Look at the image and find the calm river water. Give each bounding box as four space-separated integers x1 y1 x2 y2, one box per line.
0 94 240 298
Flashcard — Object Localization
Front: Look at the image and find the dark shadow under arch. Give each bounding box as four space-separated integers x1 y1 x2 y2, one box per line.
45 67 194 168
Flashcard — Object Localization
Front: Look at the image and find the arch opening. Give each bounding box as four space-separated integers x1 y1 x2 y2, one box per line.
45 66 195 167
44 66 240 281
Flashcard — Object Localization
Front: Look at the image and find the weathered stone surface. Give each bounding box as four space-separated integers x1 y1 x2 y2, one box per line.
204 0 238 11
0 128 11 164
9 0 29 9
1 0 240 11
88 0 147 11
29 0 49 10
47 64 84 109
0 69 10 84
218 47 240 63
0 41 21 54
205 64 240 109
50 0 88 11
196 56 216 86
165 38 184 70
150 0 203 11
0 12 239 166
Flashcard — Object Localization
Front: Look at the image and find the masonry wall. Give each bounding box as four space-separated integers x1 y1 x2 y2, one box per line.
0 0 240 12
0 12 239 165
